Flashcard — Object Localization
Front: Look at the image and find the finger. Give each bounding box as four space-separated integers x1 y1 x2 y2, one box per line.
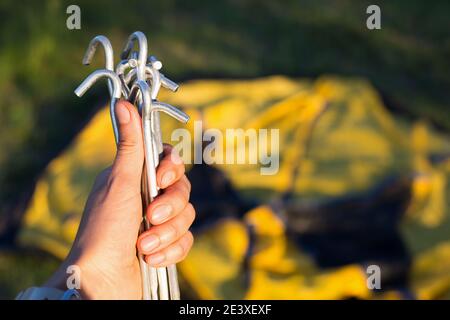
157 144 185 189
145 231 194 267
111 100 144 184
137 203 195 254
146 176 191 225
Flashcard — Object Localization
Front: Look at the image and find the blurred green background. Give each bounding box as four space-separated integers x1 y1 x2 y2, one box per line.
0 0 449 298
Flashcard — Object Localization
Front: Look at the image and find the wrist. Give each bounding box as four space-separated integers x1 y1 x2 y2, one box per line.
44 250 95 299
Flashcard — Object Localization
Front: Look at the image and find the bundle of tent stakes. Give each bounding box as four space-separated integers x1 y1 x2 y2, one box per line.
74 31 189 300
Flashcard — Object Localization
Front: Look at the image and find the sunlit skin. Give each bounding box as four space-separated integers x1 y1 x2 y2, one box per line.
45 100 195 299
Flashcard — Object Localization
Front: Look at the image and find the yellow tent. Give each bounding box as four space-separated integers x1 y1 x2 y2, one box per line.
19 76 450 299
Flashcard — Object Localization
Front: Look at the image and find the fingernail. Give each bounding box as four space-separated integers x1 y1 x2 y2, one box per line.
148 253 165 266
161 171 175 187
152 205 172 224
116 102 131 124
160 226 177 243
140 234 160 253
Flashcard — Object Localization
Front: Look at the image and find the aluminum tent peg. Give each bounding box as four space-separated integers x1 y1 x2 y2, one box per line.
74 69 122 143
82 35 115 97
121 31 148 81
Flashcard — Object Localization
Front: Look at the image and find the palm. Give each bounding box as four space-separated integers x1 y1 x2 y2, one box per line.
73 169 144 299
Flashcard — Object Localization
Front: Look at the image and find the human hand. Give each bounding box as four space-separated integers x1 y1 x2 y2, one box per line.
45 100 195 299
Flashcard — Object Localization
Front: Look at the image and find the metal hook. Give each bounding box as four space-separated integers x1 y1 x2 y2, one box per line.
115 58 138 99
128 80 172 300
146 56 181 159
121 31 148 81
147 56 179 91
124 55 181 159
82 36 115 97
123 63 179 93
151 101 189 123
74 69 122 143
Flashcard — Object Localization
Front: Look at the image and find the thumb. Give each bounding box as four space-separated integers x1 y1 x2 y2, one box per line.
111 100 144 183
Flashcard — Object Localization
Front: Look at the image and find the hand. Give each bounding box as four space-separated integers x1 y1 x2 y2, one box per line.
45 100 195 299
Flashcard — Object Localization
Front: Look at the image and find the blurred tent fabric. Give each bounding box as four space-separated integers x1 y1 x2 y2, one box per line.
18 76 450 299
